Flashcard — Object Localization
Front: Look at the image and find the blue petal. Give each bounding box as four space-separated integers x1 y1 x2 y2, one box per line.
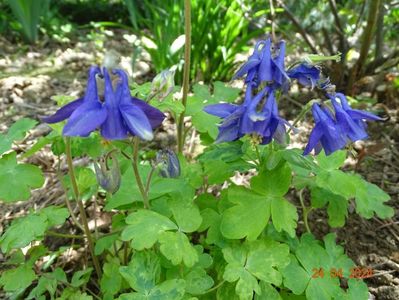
101 68 127 140
63 101 107 137
303 124 323 155
131 98 165 129
216 121 241 143
42 98 83 123
83 66 102 103
204 103 238 118
120 104 154 140
258 38 273 82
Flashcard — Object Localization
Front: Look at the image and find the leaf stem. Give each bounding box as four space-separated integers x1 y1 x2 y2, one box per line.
131 137 150 209
299 189 311 233
202 280 226 295
65 137 102 279
177 0 192 153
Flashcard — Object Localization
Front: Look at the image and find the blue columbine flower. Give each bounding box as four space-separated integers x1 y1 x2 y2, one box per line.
204 84 290 144
329 92 382 142
287 63 320 89
303 103 347 155
233 38 289 88
43 66 165 140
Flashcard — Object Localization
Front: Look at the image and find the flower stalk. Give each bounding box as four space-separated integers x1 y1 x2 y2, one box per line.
65 137 102 278
177 0 192 153
131 137 150 209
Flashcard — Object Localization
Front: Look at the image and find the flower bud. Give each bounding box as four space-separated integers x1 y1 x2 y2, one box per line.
94 152 121 194
156 149 180 178
151 69 175 100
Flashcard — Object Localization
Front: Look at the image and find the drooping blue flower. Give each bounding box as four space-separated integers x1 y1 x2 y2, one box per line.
287 63 320 89
233 38 289 88
204 84 290 144
303 103 347 155
43 66 165 141
241 86 290 144
329 92 382 142
156 149 181 178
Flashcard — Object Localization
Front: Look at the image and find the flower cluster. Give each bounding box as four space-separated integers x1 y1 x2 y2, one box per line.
205 37 381 155
43 66 165 141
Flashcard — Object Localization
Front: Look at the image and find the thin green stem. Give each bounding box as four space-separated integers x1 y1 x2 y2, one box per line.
299 189 311 233
201 280 226 295
56 155 84 232
65 137 102 279
287 101 315 134
177 0 192 153
144 167 155 198
255 145 262 165
131 137 150 209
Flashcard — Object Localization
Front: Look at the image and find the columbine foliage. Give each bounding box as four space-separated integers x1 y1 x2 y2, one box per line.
0 39 393 300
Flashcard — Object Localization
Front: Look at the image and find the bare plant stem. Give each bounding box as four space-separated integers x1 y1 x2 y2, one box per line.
269 0 276 42
131 137 150 209
177 0 192 153
346 0 381 94
56 155 85 232
299 189 311 233
65 137 102 279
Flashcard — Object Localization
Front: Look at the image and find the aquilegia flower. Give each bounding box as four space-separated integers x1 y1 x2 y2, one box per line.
303 103 347 155
233 38 289 88
304 93 382 155
287 63 320 89
204 83 289 144
329 93 382 142
43 66 165 140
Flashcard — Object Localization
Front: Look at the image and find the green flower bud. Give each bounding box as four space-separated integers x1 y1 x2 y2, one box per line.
151 69 175 100
94 152 121 194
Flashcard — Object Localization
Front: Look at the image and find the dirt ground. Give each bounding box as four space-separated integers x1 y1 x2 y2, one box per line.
0 29 398 299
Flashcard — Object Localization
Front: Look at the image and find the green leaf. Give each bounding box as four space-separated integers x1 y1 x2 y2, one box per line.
152 96 185 115
119 251 160 293
95 234 118 255
185 268 214 295
199 208 226 246
1 214 47 252
0 118 37 156
353 175 394 219
316 150 346 171
102 260 122 299
221 164 296 240
282 234 363 300
63 167 97 202
159 231 198 267
0 152 44 202
71 268 93 287
121 210 177 250
271 197 298 237
223 239 290 299
220 186 270 240
311 187 348 227
168 195 202 233
251 163 292 197
0 264 37 292
0 205 68 253
315 169 356 199
118 279 186 300
203 159 234 185
255 281 282 300
213 81 240 103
